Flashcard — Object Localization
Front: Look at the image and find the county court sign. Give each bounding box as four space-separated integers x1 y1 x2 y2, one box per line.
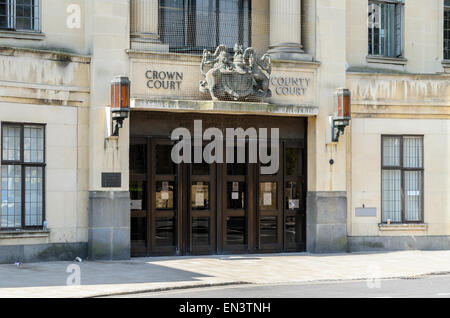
271 76 311 96
268 66 316 106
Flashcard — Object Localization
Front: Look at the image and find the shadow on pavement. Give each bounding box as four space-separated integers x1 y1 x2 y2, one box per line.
0 261 210 288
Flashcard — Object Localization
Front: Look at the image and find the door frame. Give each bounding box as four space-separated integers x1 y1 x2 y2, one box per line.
219 158 253 254
283 140 307 252
130 137 148 257
255 141 284 253
184 159 218 255
147 138 182 256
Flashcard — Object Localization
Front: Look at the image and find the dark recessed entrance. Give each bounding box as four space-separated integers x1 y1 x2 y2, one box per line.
129 112 307 256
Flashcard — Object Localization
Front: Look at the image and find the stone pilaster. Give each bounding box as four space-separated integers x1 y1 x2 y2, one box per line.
131 0 159 41
88 191 130 260
268 0 312 61
306 191 348 253
86 0 131 260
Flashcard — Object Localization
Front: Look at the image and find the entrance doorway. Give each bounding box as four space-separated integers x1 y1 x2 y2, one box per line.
130 136 306 257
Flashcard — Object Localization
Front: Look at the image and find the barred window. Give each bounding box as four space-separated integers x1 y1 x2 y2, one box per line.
1 123 45 230
0 0 40 32
381 136 424 224
445 0 450 60
368 0 403 57
160 0 251 54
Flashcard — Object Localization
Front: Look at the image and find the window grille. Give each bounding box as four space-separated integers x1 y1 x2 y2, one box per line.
160 0 251 54
1 123 45 230
381 136 424 223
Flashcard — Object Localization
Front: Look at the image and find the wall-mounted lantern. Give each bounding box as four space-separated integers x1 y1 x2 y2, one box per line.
110 76 131 136
331 88 351 142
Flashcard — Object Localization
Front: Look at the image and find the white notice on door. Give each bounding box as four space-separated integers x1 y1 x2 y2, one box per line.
130 200 142 210
195 192 204 206
232 192 239 200
161 191 169 200
288 199 300 209
263 192 272 206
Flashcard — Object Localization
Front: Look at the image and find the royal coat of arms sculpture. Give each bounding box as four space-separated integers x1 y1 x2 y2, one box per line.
200 44 272 102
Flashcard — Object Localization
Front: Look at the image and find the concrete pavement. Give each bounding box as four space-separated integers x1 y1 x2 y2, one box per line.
1 250 450 297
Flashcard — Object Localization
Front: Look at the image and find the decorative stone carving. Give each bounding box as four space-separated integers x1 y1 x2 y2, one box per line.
200 44 272 101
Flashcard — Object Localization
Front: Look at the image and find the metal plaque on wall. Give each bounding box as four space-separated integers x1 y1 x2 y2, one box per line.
355 207 377 217
102 173 122 188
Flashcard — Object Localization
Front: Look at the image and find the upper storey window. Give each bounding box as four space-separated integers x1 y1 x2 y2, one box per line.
445 0 450 60
0 0 40 32
160 0 251 54
368 0 403 57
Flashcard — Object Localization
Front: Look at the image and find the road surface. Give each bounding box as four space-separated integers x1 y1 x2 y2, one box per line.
110 274 450 298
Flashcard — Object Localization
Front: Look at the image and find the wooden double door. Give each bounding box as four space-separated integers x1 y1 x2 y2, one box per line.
130 137 306 257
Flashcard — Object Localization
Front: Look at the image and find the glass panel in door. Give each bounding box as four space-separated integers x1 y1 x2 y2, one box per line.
189 154 216 254
258 142 283 252
284 143 306 251
150 139 180 255
222 144 248 253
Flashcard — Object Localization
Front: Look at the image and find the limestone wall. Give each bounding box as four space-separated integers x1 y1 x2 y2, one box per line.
348 73 450 237
0 47 90 246
309 0 347 193
0 0 88 56
346 0 446 74
86 0 130 192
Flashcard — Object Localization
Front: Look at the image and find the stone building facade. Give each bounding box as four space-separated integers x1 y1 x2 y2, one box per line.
0 0 448 262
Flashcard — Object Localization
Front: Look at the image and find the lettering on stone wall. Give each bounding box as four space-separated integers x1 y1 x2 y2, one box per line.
146 70 184 90
271 76 311 96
